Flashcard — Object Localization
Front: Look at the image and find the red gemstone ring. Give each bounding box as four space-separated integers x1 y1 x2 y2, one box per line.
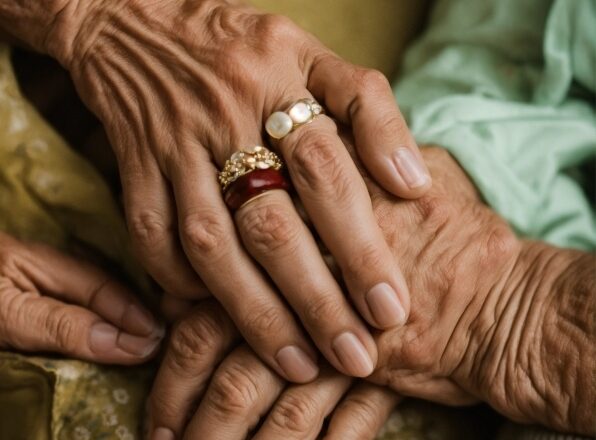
218 146 290 211
224 168 290 211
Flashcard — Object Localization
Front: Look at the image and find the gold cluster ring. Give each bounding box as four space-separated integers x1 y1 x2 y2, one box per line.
218 145 284 191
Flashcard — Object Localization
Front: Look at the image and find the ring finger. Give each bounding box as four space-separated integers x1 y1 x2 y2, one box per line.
169 144 319 383
234 189 377 378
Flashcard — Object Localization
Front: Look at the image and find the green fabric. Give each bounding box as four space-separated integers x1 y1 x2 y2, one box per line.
395 0 596 251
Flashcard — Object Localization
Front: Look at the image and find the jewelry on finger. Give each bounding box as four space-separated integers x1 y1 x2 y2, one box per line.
218 145 284 191
265 98 324 140
224 168 290 211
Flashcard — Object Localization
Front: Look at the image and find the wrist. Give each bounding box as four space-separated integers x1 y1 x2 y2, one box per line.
458 241 594 434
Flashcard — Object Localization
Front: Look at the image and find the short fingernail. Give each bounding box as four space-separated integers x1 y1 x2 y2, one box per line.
276 345 319 383
332 332 374 377
118 333 162 357
366 283 406 328
392 147 430 189
89 322 118 353
152 427 174 440
126 304 157 336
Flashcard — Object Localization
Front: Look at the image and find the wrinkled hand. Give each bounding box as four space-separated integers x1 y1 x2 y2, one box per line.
149 144 591 437
0 232 163 364
358 145 591 433
40 0 433 382
147 300 399 440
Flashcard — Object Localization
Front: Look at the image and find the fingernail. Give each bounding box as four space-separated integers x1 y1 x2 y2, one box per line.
276 346 319 382
126 304 157 336
152 427 174 440
118 333 162 357
392 147 430 189
89 322 118 353
332 332 374 377
366 283 406 328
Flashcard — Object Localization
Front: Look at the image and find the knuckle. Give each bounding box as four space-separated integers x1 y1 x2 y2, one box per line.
269 393 319 434
128 210 170 251
398 329 436 370
238 202 300 255
481 221 520 268
335 395 380 435
148 390 180 429
241 304 287 343
44 306 76 353
258 14 297 40
181 210 228 259
415 195 454 228
207 362 260 417
353 68 391 95
289 129 347 194
303 292 346 328
168 313 224 371
343 243 385 284
0 288 24 346
375 113 407 145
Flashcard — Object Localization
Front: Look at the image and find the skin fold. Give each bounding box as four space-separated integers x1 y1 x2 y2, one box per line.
149 146 595 439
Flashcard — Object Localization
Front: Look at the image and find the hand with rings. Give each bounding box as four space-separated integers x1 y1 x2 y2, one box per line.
25 0 432 381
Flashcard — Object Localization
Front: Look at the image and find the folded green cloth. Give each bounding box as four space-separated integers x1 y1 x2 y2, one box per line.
395 0 596 251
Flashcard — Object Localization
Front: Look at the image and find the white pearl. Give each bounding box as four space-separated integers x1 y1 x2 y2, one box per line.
288 101 312 124
266 111 293 139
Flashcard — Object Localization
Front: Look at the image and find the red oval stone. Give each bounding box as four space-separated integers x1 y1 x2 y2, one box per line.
224 168 290 211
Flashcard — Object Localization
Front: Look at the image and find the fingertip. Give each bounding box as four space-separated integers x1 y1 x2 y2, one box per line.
367 147 432 199
89 321 163 362
390 147 432 195
332 332 376 378
365 282 407 330
150 427 175 440
275 345 320 383
125 303 160 336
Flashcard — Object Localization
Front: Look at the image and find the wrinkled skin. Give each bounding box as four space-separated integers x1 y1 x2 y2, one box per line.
149 146 594 438
35 0 436 382
366 147 593 434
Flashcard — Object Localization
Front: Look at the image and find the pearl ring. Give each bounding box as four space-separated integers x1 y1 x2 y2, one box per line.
265 98 324 140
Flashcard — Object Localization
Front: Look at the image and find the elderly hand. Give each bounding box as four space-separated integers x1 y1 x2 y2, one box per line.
148 144 593 437
147 300 399 440
0 232 163 364
0 0 437 383
362 147 594 434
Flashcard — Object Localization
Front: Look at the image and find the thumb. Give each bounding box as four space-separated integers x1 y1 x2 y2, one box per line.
0 287 163 365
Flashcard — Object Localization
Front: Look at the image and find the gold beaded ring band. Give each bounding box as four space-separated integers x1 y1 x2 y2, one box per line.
265 98 324 140
218 146 289 211
218 145 283 191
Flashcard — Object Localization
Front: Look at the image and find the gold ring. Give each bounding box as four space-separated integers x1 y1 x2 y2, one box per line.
218 145 284 191
265 98 324 140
